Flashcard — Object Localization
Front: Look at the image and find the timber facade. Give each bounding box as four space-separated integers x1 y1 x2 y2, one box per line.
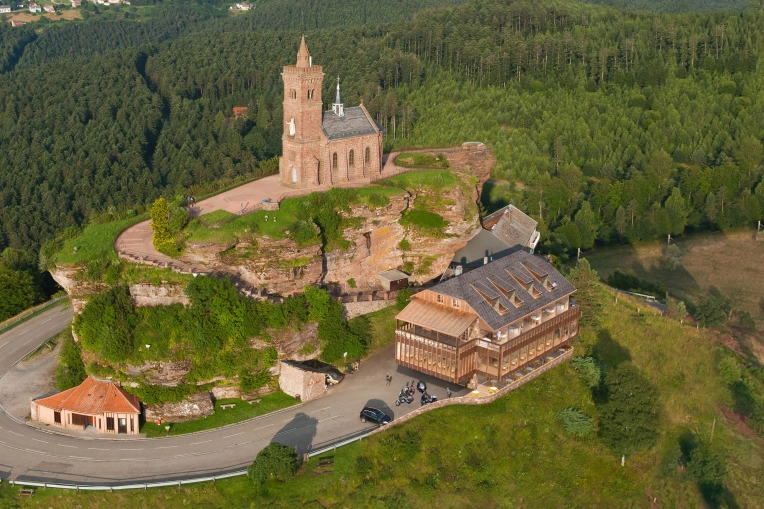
395 251 579 384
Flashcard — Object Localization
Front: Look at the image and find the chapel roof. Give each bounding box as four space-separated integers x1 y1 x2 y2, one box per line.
321 106 382 140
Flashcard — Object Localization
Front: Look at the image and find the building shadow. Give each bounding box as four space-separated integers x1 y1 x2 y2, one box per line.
592 329 631 367
270 412 318 455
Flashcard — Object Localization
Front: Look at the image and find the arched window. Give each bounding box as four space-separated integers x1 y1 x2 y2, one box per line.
291 167 297 183
290 89 297 99
332 152 338 170
365 147 371 164
307 89 314 99
349 150 355 167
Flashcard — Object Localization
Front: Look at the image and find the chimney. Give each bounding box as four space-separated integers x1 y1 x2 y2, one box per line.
483 256 488 265
454 266 463 276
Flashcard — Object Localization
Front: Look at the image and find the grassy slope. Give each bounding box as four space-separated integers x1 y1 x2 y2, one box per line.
53 214 148 266
140 392 297 438
6 281 762 507
580 229 764 331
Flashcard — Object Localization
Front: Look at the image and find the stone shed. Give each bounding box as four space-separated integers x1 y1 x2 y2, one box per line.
378 269 409 291
278 361 327 402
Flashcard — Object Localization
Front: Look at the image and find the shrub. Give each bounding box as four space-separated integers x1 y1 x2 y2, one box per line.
55 330 87 391
606 268 665 297
396 288 413 310
686 440 728 503
75 285 138 362
557 408 595 436
367 192 390 209
738 311 756 331
247 442 299 487
150 197 172 251
400 209 447 230
597 362 661 454
240 370 271 393
347 278 357 289
289 219 319 246
398 238 411 251
570 356 601 388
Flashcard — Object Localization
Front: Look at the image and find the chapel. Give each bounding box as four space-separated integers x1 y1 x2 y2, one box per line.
280 37 384 187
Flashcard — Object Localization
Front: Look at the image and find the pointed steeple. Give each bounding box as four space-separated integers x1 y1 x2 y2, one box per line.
296 35 311 68
332 76 344 117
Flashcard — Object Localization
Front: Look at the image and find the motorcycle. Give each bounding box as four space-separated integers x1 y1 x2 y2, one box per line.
416 380 427 394
406 381 416 396
420 391 438 406
395 388 414 406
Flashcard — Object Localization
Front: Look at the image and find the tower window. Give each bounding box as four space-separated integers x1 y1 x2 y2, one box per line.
290 89 297 100
308 89 315 99
365 147 370 164
349 150 355 167
332 152 338 170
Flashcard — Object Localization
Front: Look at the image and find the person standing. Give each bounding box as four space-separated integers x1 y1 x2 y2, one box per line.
446 387 452 398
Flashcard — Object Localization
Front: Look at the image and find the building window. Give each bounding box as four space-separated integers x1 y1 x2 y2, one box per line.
291 167 297 183
452 299 460 309
307 89 313 99
332 152 338 170
290 89 297 99
436 294 444 304
349 149 355 167
54 411 61 424
365 147 371 164
106 417 114 431
130 418 134 432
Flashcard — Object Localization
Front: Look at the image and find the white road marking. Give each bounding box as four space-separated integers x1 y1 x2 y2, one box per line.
223 432 243 438
30 438 48 444
120 458 146 461
0 341 9 348
121 448 142 451
57 444 77 448
7 430 23 437
18 330 27 335
69 456 93 460
155 445 177 450
41 318 51 324
23 449 44 454
252 424 275 431
88 447 109 451
189 440 212 446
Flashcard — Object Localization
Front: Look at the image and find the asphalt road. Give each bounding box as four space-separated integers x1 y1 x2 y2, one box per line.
0 305 467 486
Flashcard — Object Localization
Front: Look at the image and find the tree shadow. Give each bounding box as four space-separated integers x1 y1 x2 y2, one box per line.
592 329 631 367
270 412 319 455
678 432 739 509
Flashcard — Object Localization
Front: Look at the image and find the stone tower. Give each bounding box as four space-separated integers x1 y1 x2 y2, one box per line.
280 36 325 186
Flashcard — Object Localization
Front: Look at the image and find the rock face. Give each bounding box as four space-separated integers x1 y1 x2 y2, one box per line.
144 391 214 423
125 360 191 386
211 385 241 400
129 283 189 307
49 266 109 313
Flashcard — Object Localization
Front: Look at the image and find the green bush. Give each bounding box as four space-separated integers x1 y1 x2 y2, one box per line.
319 299 366 363
240 370 271 393
396 288 413 310
367 192 390 209
128 383 212 406
75 285 138 362
247 442 299 487
400 209 447 230
606 269 666 297
597 362 661 454
55 330 87 391
289 219 320 246
347 278 357 289
556 408 595 436
570 356 601 388
398 238 411 251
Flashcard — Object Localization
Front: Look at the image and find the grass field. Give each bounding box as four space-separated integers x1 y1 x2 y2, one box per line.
394 152 450 169
140 392 297 438
7 10 83 23
5 280 762 507
53 214 148 266
581 229 764 332
382 169 457 192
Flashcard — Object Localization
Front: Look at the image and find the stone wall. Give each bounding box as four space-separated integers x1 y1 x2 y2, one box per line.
278 361 326 401
367 348 574 436
144 392 214 423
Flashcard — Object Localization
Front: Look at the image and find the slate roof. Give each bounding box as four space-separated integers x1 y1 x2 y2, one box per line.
451 229 518 268
321 106 381 140
483 204 538 249
431 250 576 331
34 376 140 415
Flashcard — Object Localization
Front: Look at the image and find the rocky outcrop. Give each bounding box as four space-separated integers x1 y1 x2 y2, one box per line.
144 392 214 423
125 359 192 386
129 283 189 307
49 266 109 313
211 385 241 400
267 322 320 361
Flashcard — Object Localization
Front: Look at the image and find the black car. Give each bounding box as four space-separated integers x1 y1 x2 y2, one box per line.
360 407 392 425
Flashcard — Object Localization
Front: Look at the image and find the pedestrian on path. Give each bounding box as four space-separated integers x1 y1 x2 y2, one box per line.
385 374 391 386
446 387 451 398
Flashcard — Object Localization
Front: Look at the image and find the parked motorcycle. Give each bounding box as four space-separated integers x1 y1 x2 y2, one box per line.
416 380 427 394
407 381 416 396
420 391 438 406
395 389 414 406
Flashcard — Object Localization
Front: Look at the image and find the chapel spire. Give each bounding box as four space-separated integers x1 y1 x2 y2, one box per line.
296 35 311 68
332 77 344 117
